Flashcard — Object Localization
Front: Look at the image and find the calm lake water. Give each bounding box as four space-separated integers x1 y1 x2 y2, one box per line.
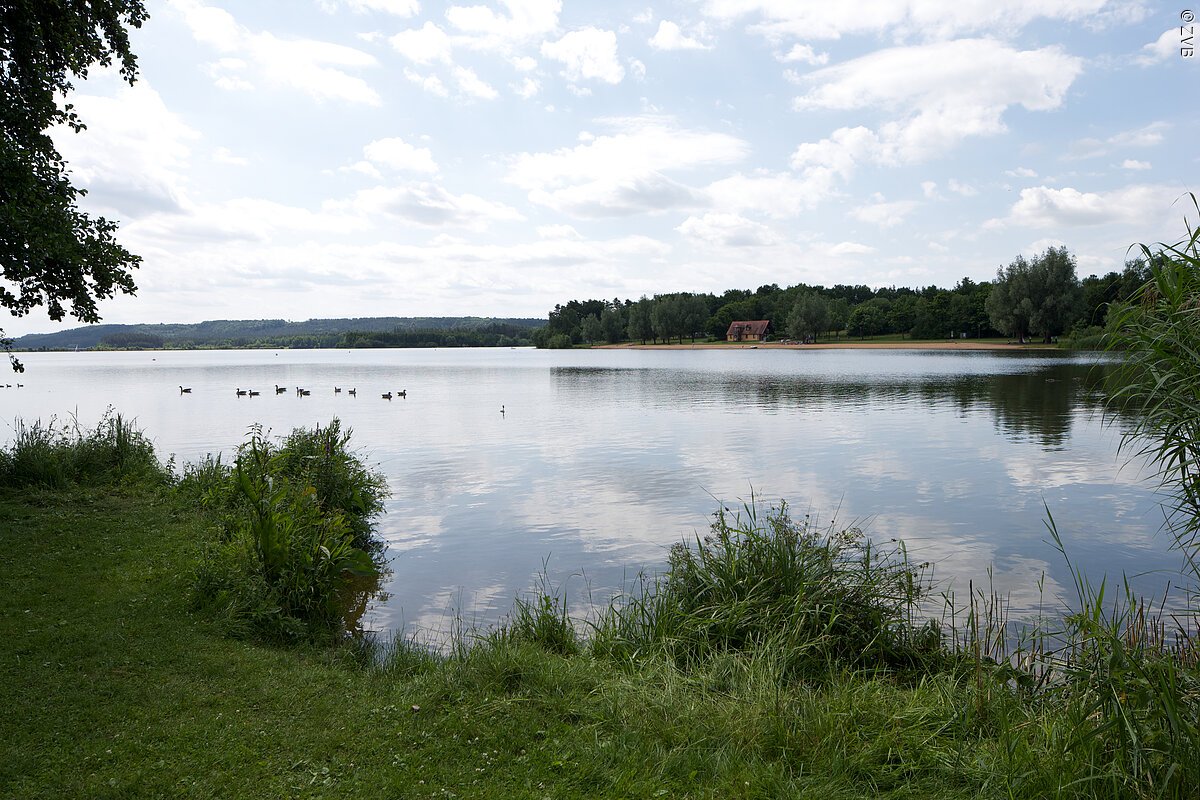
0 347 1185 639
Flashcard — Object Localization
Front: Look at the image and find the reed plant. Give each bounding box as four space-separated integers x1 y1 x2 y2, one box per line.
589 501 943 677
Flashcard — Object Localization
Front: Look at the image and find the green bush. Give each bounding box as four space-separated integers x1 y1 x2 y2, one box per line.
188 421 389 643
0 410 168 489
593 501 942 676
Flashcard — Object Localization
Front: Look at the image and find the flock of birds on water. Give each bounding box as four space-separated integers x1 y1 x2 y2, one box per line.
0 384 23 388
177 385 506 414
179 384 406 400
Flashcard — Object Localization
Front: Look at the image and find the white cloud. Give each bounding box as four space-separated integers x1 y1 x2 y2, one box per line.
788 125 880 194
325 0 420 15
363 137 439 173
204 58 253 91
403 67 449 96
446 0 562 51
676 212 780 246
699 0 1127 41
171 0 380 105
513 76 540 98
52 78 199 219
507 116 748 217
1121 159 1151 170
541 28 625 85
947 178 977 196
389 21 453 64
1069 122 1169 159
705 171 829 218
851 199 919 228
828 241 875 256
778 43 828 65
345 183 524 229
213 146 248 166
921 180 940 198
1006 166 1038 177
341 160 383 179
987 184 1177 229
792 40 1082 166
1135 28 1180 65
779 40 1082 202
511 55 537 71
536 224 583 239
648 21 710 50
453 66 500 99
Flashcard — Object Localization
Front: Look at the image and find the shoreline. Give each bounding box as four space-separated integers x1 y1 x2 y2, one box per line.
594 340 1062 351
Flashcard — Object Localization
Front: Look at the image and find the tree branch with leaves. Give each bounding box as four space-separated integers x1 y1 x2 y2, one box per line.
1 0 148 370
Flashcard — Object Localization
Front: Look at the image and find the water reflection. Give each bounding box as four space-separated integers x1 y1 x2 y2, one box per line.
550 357 1113 450
0 348 1179 641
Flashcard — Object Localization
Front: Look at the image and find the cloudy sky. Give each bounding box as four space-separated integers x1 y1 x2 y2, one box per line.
14 0 1197 334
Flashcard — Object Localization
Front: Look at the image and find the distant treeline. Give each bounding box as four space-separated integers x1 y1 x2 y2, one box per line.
533 248 1151 348
15 317 543 352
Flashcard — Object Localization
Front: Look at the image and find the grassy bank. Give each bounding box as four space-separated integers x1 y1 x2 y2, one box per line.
3 475 1198 798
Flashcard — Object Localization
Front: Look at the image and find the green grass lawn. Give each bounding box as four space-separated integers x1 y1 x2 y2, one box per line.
0 486 988 798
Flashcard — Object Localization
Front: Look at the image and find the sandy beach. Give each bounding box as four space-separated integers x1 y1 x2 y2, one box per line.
595 340 1058 351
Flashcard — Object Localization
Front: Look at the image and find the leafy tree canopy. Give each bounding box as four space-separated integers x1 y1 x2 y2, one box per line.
1 0 148 369
985 246 1083 343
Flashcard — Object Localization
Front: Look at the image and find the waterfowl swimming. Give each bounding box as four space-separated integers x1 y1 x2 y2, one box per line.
382 392 393 400
235 388 248 396
500 405 505 414
248 389 260 397
179 386 192 394
334 387 342 394
348 388 357 396
275 385 287 394
398 389 407 398
298 388 311 396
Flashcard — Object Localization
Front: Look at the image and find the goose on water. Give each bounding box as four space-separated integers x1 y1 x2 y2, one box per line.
382 392 393 400
180 386 192 394
398 389 407 398
334 387 342 394
348 388 357 396
275 385 287 394
235 388 248 396
248 389 260 397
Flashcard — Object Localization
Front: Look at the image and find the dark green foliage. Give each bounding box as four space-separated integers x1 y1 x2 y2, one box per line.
786 291 830 341
986 246 1084 343
0 409 167 488
1 1 148 369
187 421 388 642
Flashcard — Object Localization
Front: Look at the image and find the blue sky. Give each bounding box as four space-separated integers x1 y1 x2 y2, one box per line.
14 0 1197 334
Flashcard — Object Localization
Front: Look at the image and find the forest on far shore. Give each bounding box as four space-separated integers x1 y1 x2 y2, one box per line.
533 247 1151 349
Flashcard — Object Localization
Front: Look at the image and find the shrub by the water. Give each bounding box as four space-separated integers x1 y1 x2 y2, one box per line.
188 420 388 642
0 410 168 489
590 501 942 676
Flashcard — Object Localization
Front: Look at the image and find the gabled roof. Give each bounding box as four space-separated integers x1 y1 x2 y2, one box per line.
726 320 771 336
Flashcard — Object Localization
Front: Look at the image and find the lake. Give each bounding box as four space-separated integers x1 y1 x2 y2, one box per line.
0 347 1184 640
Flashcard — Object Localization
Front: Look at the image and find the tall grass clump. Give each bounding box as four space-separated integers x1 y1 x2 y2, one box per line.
592 501 942 677
187 420 389 643
1107 196 1200 558
1041 198 1200 796
0 409 167 489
